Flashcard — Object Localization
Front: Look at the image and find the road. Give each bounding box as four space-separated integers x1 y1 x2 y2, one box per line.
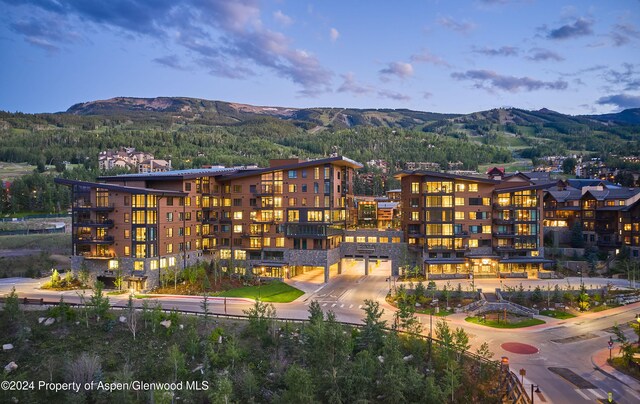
2 274 640 403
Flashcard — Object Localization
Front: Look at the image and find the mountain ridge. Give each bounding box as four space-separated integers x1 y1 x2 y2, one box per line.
64 96 640 127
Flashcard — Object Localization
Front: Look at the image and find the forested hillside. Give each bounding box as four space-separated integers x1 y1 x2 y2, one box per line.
1 97 639 213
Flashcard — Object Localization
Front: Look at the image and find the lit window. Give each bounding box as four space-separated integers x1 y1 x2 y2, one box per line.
233 211 243 220
233 225 243 233
275 237 284 247
108 260 119 270
345 236 354 242
468 184 478 192
468 239 478 248
134 261 144 271
455 197 465 206
455 211 464 220
149 260 158 270
411 182 420 194
166 244 173 254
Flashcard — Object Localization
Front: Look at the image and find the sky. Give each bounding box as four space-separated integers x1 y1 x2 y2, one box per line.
1 0 639 115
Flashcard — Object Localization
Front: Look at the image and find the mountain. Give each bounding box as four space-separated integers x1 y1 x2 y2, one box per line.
585 108 640 125
65 96 460 130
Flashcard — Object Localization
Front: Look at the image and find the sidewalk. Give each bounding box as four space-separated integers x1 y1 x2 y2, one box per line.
591 347 640 392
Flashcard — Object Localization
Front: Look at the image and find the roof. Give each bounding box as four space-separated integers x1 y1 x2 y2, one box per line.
377 202 398 209
54 178 187 196
499 258 554 264
545 189 582 202
582 188 640 201
100 155 363 182
394 170 499 183
567 179 618 189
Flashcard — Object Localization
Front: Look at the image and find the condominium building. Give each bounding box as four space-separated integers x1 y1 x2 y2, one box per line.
395 169 551 279
56 156 362 290
544 180 640 256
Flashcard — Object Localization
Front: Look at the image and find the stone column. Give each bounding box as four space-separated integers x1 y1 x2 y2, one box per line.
338 260 343 275
364 256 370 276
324 264 330 283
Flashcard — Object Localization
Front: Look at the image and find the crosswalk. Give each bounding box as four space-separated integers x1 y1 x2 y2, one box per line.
303 301 359 310
573 388 607 401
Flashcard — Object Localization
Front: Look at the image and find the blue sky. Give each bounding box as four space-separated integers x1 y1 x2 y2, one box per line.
1 0 639 115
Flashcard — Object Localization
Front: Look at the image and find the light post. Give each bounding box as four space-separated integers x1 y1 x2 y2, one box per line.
530 384 540 404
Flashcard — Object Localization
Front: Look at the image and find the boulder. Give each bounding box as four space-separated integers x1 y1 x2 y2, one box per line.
2 344 13 351
4 362 17 373
160 320 171 328
44 318 55 326
119 316 127 323
403 355 413 362
38 317 46 324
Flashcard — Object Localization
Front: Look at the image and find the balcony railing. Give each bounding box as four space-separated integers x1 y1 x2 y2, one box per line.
74 236 114 244
75 220 114 228
73 203 115 211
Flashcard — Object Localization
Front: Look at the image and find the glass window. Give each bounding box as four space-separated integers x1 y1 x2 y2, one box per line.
468 184 478 192
411 182 420 194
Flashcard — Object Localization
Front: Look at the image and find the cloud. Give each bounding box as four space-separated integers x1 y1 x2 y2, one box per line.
10 15 80 52
377 90 411 101
471 46 519 57
527 48 564 62
603 63 640 91
329 27 339 42
337 73 374 95
546 18 593 40
153 55 188 70
410 49 451 67
379 62 414 81
451 69 568 92
596 94 640 110
438 16 476 34
610 22 640 46
4 0 333 95
273 10 293 27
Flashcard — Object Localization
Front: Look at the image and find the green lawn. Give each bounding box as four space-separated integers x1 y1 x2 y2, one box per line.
417 308 454 317
539 310 576 319
217 281 304 303
465 316 545 328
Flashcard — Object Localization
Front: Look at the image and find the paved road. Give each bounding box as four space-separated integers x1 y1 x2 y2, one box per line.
2 275 640 403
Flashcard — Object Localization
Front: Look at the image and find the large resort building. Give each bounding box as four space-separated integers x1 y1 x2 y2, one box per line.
395 168 552 279
57 155 640 290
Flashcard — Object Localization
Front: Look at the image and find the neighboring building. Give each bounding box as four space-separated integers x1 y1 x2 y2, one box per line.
395 169 552 279
98 147 172 173
56 156 363 289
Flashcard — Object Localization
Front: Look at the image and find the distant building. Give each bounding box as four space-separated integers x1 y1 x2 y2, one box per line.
98 147 171 173
405 161 441 171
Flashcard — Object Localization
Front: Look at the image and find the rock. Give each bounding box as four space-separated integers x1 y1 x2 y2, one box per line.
44 318 55 326
38 317 46 324
4 362 17 373
2 344 13 351
403 355 413 362
160 320 171 328
192 364 204 374
415 303 422 308
218 335 223 344
377 355 384 363
179 324 184 330
119 316 127 323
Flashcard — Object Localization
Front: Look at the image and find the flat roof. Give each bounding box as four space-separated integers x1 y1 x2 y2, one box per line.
54 178 187 196
394 170 499 183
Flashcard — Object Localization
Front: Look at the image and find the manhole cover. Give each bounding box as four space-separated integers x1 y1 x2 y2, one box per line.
501 342 539 354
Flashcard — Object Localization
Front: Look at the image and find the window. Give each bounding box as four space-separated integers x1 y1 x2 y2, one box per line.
135 244 146 258
288 184 297 192
233 225 243 233
223 198 231 207
455 197 465 206
455 183 465 192
314 167 320 179
233 198 242 207
367 236 377 243
124 196 130 206
288 170 297 179
288 210 299 222
108 260 119 270
166 244 173 254
124 229 130 239
150 260 158 270
356 236 366 243
482 225 492 234
468 184 478 192
314 182 319 194
134 261 144 271
302 197 307 206
168 257 176 267
124 213 130 223
233 211 243 220
124 246 130 256
275 237 284 247
185 227 191 236
324 167 330 179
135 227 146 241
301 184 307 192
166 212 173 222
263 237 271 247
233 185 242 193
314 196 320 207
166 228 173 237
411 211 420 221
411 182 420 194
468 239 478 248
289 198 297 206
307 211 323 221
455 211 464 220
345 236 354 242
301 169 307 178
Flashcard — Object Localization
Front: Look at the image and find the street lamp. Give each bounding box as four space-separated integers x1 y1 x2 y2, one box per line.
530 384 540 404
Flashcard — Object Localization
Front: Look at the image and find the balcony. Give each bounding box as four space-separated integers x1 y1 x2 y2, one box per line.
74 236 114 244
74 203 115 211
494 218 514 224
75 220 114 228
80 252 115 260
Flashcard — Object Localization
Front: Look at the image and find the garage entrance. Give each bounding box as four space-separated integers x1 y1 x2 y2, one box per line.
341 256 392 276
